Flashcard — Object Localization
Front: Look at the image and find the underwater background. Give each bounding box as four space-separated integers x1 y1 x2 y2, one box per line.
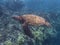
0 0 60 45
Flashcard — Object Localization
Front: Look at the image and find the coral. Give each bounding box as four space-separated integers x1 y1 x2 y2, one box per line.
17 33 25 45
0 0 58 45
4 40 12 45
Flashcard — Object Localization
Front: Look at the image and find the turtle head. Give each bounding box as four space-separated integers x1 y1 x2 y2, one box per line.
12 15 22 20
12 15 24 24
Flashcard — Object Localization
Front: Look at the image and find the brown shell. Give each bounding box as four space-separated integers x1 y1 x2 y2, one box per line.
13 14 51 26
22 14 50 26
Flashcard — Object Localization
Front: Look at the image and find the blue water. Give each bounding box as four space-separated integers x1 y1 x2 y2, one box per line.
24 0 60 12
0 0 60 12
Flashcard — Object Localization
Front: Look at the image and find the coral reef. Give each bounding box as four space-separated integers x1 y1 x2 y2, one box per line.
0 0 59 45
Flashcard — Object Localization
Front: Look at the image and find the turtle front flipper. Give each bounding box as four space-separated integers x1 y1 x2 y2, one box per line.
22 23 34 38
